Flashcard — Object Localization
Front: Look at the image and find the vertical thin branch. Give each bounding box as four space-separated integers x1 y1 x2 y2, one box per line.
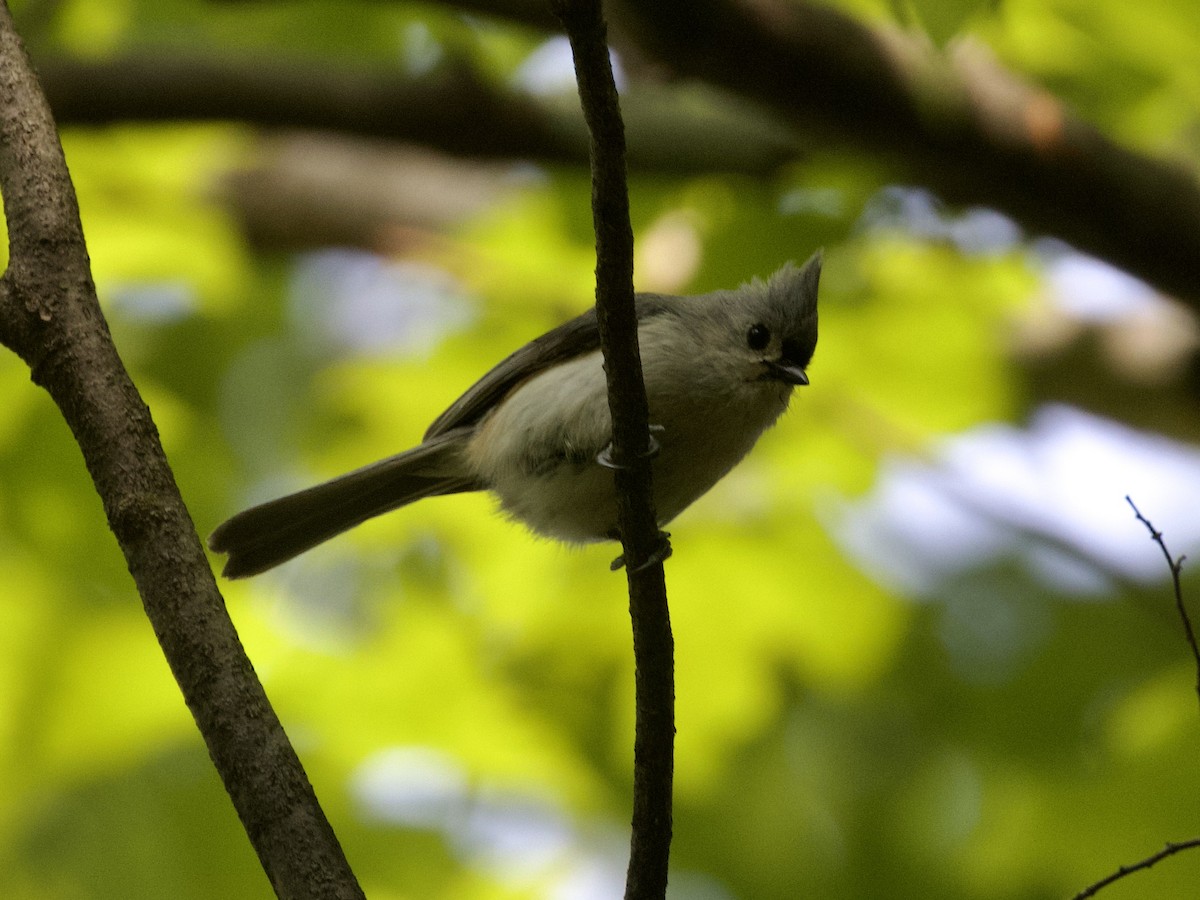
0 5 361 897
551 1 675 897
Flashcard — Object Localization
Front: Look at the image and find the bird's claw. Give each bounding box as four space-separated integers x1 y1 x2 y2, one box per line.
610 531 672 572
597 425 665 470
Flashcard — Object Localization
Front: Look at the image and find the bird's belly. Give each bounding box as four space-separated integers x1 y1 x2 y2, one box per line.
472 361 792 542
492 461 618 542
489 405 781 542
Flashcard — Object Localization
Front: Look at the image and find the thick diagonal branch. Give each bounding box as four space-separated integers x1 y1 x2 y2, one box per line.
0 5 361 897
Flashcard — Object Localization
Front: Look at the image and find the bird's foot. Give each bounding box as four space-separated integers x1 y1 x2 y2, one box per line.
610 531 672 572
596 425 665 470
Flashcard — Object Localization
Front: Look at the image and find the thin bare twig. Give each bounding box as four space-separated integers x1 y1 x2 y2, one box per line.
551 0 675 897
1126 495 1200 704
1070 499 1200 899
1073 838 1200 899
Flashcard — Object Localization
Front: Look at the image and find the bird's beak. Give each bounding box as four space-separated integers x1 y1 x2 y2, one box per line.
765 359 809 385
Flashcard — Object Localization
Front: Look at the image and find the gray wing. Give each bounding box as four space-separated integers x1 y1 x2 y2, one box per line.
424 294 675 440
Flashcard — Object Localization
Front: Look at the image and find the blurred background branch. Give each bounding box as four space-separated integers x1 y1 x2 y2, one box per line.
28 0 1200 307
34 52 798 174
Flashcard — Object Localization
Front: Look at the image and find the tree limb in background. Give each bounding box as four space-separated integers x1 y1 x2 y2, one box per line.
218 132 520 251
610 0 1200 305
32 52 797 176
407 0 562 30
551 0 675 896
0 6 362 898
33 0 1200 307
209 0 561 31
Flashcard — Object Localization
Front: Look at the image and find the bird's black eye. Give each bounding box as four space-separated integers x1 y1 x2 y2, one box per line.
747 323 771 351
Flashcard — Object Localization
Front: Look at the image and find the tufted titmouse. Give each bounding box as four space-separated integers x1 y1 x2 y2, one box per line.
209 253 821 577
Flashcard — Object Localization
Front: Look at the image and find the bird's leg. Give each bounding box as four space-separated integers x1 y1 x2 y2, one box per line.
609 531 672 572
596 424 664 470
599 425 669 570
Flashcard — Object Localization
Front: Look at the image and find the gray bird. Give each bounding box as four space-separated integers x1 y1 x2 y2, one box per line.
209 253 820 577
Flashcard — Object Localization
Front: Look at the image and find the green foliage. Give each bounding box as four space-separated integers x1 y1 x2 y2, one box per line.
975 0 1200 150
1 1 1199 899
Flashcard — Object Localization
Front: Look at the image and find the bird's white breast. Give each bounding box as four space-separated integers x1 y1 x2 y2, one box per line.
465 318 793 542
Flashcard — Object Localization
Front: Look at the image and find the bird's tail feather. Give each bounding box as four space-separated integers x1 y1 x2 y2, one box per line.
209 429 478 578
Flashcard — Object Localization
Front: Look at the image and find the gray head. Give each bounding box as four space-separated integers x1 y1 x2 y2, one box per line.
692 251 821 388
